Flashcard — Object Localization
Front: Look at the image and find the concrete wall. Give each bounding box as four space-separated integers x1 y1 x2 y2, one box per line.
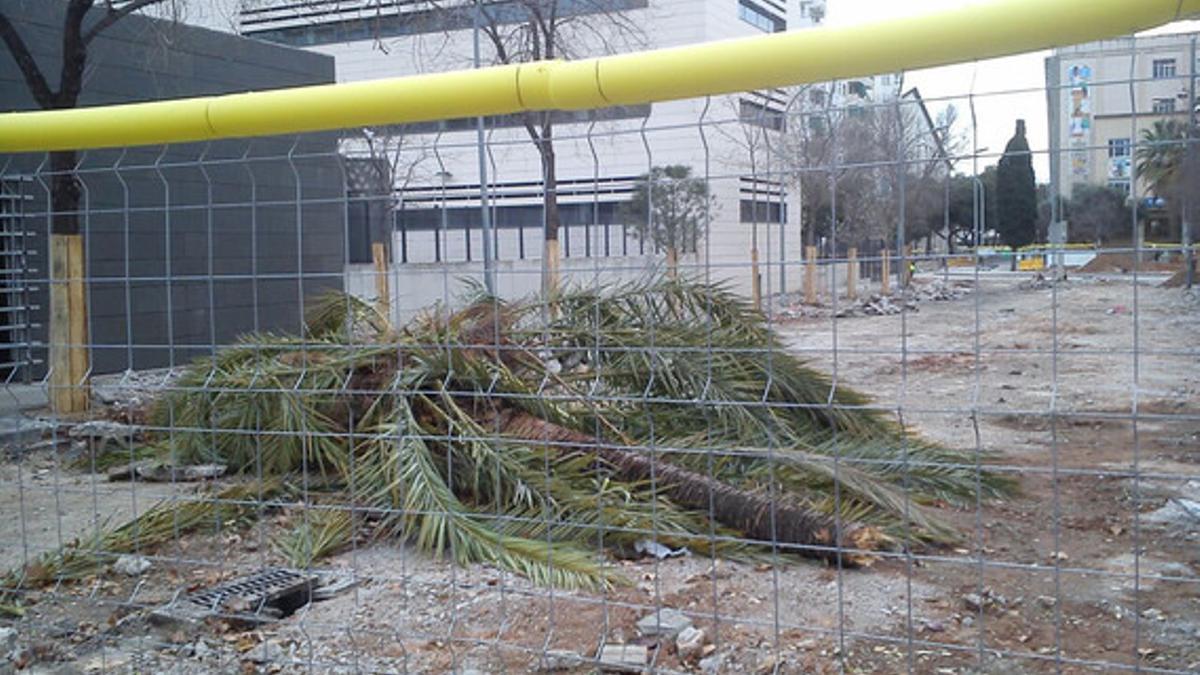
0 1 343 376
346 254 694 325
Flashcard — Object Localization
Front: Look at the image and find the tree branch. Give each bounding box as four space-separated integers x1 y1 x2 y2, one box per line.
0 11 54 108
82 0 166 44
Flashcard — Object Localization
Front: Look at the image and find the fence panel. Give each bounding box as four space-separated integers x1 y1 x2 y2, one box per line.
1 4 1199 674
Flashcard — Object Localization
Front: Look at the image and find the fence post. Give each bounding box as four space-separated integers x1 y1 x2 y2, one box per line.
804 245 818 305
847 247 858 300
372 242 390 318
751 246 762 311
50 234 89 413
881 248 891 296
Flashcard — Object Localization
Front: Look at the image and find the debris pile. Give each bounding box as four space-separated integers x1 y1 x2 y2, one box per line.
778 278 973 320
90 368 182 424
3 278 1013 598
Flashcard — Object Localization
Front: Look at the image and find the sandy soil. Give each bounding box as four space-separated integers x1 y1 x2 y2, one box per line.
0 271 1197 674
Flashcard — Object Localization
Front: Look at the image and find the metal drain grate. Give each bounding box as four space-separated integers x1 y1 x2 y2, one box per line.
186 568 313 614
152 568 316 627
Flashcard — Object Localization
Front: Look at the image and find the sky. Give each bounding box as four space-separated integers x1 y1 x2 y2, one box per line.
827 0 1200 178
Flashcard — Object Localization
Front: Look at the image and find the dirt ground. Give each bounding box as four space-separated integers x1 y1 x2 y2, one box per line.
0 271 1197 674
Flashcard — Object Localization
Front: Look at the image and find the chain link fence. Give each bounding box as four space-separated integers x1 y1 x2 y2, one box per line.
1 18 1199 675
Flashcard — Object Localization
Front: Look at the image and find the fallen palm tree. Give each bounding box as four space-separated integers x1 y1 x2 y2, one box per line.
11 277 1013 592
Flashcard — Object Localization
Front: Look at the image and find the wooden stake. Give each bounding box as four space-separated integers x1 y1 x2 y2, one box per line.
544 238 561 297
847 247 858 300
881 248 891 296
666 247 679 279
804 246 818 305
50 233 89 413
371 242 390 318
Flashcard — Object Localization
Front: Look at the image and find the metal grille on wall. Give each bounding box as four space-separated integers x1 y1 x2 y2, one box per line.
0 177 34 384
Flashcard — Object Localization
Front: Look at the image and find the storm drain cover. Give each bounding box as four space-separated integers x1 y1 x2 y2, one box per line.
151 568 316 627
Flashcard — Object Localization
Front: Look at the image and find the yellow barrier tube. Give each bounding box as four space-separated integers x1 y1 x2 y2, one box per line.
2 0 1198 152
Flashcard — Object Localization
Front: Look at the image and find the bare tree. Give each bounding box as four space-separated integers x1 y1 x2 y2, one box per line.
778 90 961 254
469 0 643 293
0 0 179 412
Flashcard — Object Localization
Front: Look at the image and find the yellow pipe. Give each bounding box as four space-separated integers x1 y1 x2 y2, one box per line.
2 0 1198 152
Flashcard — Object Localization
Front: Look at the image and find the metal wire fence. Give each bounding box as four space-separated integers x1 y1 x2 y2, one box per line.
1 34 1199 675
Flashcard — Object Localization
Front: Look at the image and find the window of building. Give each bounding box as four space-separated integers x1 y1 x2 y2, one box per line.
738 0 786 33
799 0 824 22
396 104 651 135
1108 180 1131 195
809 89 826 107
1153 58 1178 79
740 199 787 224
740 99 787 132
847 80 869 98
1152 98 1177 114
246 0 650 46
1108 138 1131 158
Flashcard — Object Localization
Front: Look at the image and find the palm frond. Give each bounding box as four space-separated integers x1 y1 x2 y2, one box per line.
35 278 1016 591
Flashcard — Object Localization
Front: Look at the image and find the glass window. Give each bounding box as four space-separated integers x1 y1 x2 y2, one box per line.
740 199 787 224
1108 180 1131 195
740 99 787 132
248 0 650 46
1108 138 1131 158
1152 98 1177 114
738 0 786 33
1153 58 1177 79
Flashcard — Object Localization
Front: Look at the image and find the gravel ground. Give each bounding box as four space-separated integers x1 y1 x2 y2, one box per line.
0 271 1197 674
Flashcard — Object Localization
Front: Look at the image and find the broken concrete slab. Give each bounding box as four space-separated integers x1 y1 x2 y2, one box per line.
1144 498 1200 530
636 607 692 638
598 644 648 673
675 625 705 660
311 575 360 602
112 555 151 577
538 649 583 671
107 462 226 483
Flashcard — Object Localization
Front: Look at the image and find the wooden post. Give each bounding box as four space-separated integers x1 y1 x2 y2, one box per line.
881 248 891 296
847 247 858 300
50 233 89 413
804 246 818 305
544 238 561 297
371 242 390 319
902 244 914 287
666 247 679 279
750 247 762 311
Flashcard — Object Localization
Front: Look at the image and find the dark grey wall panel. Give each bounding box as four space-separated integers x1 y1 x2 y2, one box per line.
0 0 344 377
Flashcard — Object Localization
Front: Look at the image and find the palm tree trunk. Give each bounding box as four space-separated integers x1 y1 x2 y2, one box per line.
494 409 881 567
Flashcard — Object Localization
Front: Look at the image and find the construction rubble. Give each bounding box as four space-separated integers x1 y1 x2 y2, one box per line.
776 278 973 320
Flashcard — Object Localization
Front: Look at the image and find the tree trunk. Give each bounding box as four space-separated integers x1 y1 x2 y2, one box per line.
494 409 881 567
49 151 80 235
541 131 561 296
48 150 90 413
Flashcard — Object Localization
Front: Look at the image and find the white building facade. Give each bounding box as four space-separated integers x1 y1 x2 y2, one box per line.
1048 33 1198 200
231 0 848 299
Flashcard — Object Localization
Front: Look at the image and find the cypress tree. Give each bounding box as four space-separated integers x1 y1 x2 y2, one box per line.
996 120 1038 254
